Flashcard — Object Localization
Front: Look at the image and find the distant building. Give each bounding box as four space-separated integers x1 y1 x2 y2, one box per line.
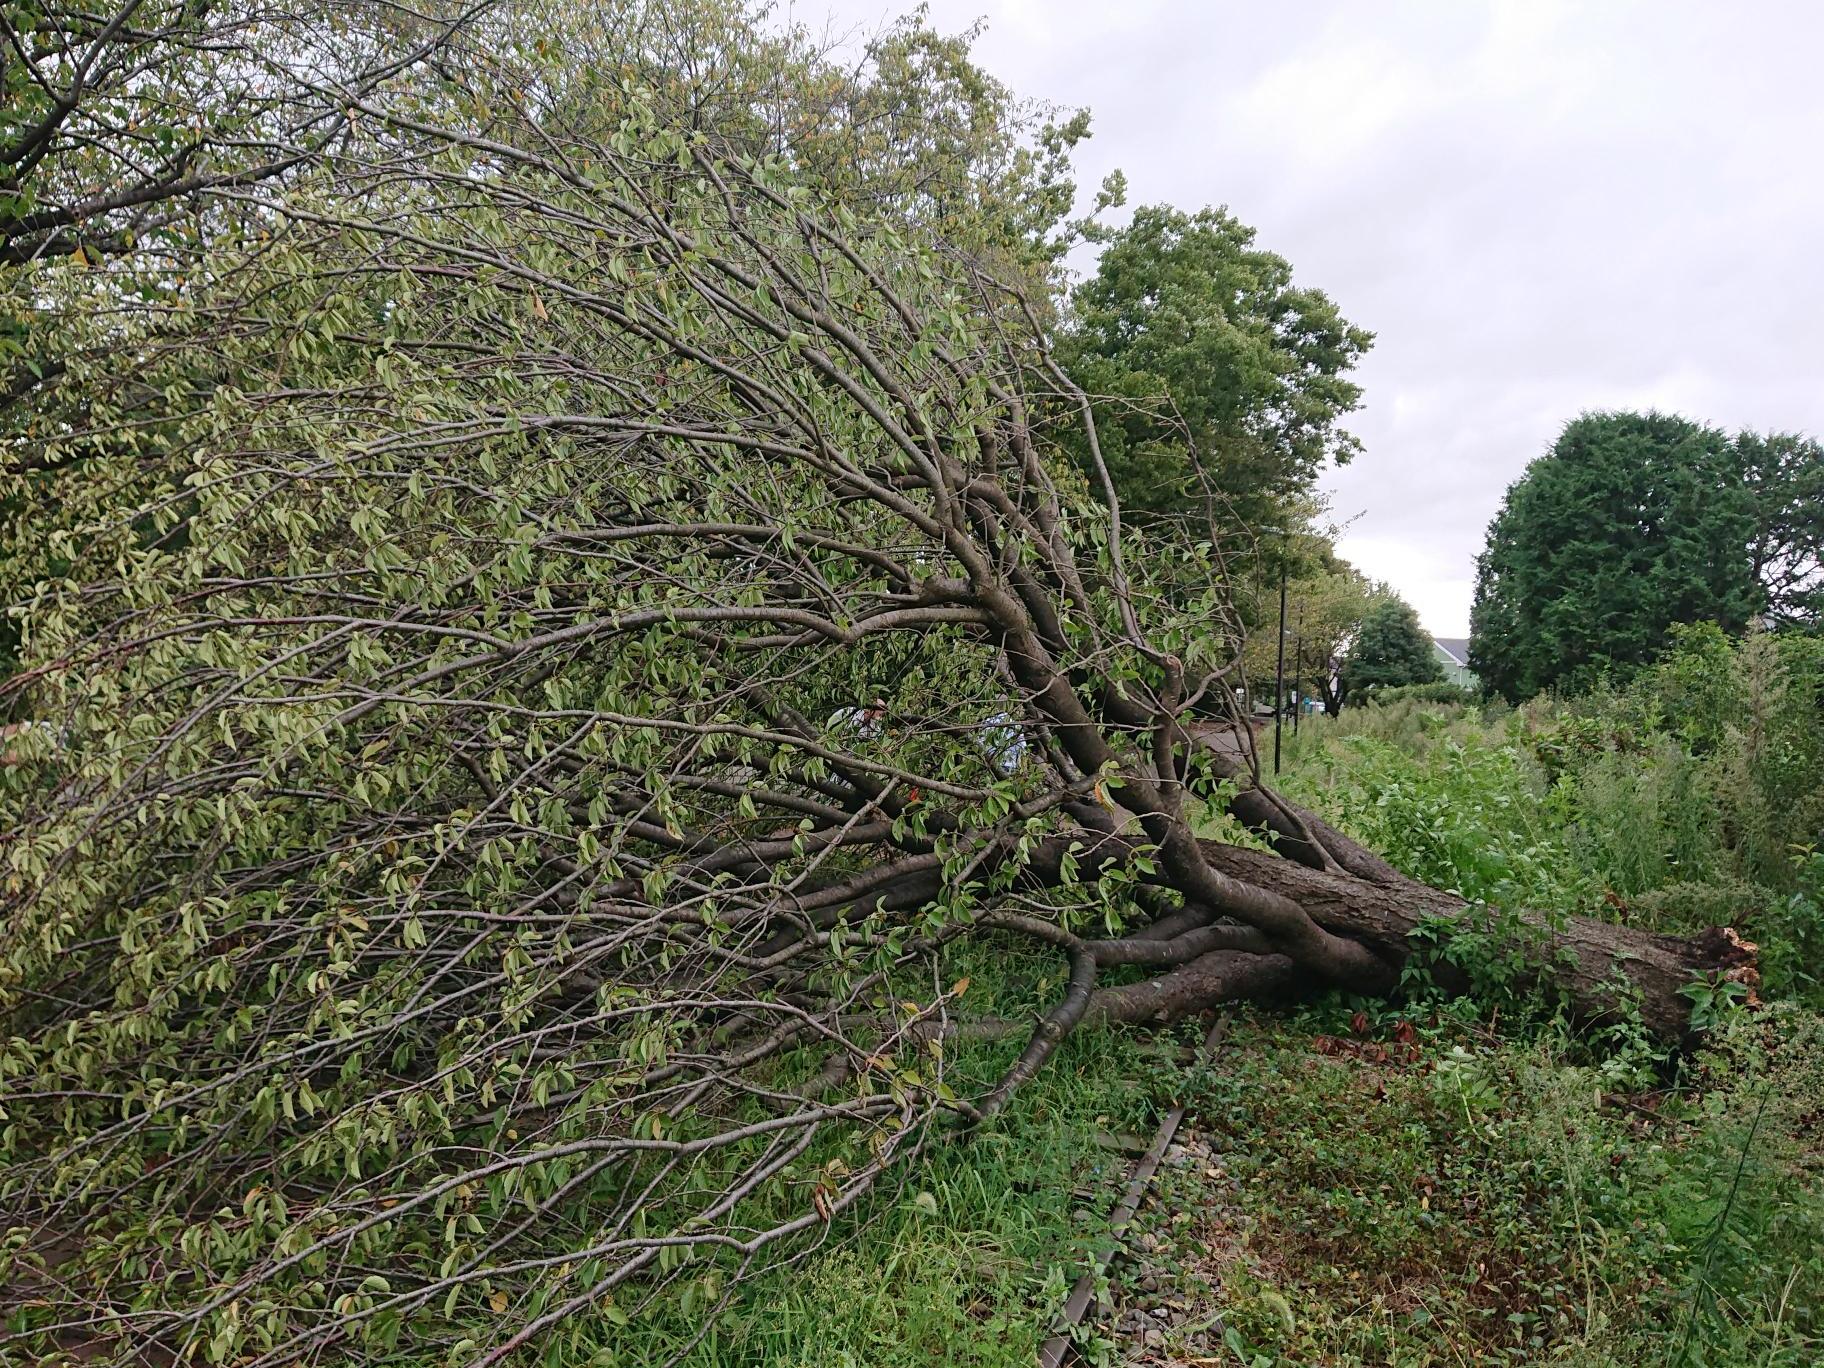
1430 636 1478 690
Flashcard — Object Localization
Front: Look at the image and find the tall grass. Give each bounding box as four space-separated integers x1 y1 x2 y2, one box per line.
1285 624 1824 1003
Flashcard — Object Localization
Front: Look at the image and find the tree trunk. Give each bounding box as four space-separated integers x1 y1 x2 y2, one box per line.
1318 673 1344 717
988 725 1757 1043
1195 840 1756 1042
999 810 1750 1044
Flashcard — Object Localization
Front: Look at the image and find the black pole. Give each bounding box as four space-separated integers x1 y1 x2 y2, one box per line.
1273 558 1287 775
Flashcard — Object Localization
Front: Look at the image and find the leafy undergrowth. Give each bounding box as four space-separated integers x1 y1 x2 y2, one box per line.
1088 1004 1824 1368
1277 624 1824 1006
561 996 1822 1367
569 1008 1163 1368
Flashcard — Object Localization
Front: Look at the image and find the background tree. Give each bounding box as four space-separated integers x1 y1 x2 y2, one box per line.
1739 429 1824 627
1 0 478 417
1056 204 1372 530
1343 595 1444 701
532 0 1090 288
0 0 495 689
1240 548 1380 715
1470 410 1822 701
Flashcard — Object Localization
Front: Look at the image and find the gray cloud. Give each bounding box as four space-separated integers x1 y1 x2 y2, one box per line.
814 0 1824 633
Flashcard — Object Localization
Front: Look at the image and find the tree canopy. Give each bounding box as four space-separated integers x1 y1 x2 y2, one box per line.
1056 204 1372 529
1470 410 1824 701
1240 547 1382 715
1343 595 1444 700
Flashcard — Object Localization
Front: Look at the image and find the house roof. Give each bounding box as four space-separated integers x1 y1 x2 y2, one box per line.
1431 637 1471 666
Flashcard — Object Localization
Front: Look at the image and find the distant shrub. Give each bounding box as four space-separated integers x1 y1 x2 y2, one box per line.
1757 850 1824 1006
1621 879 1770 934
1641 625 1824 889
1562 738 1727 895
1284 695 1492 762
1355 680 1477 708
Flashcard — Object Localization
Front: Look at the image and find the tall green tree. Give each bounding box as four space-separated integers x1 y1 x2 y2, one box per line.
529 0 1090 287
1469 411 1822 701
1057 204 1371 529
1344 596 1444 700
1739 430 1824 626
1241 549 1382 714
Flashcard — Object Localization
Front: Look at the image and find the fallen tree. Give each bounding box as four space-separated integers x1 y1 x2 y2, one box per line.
0 13 1750 1365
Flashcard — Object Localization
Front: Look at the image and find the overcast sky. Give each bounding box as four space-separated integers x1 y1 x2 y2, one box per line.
810 0 1824 634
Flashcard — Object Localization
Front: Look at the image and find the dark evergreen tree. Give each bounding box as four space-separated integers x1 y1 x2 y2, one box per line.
1739 431 1824 627
1470 411 1820 701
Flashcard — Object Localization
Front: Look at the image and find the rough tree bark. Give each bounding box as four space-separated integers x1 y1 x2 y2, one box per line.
1163 730 1759 1040
1199 833 1755 1041
956 774 1752 1049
